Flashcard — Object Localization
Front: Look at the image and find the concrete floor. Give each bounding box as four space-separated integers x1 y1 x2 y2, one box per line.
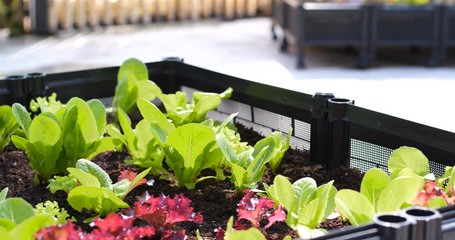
1 17 455 133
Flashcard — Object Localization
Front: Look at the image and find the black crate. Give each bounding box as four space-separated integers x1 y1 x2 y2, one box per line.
1 59 455 239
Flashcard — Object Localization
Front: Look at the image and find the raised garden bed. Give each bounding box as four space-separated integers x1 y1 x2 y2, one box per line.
272 1 455 68
1 58 455 239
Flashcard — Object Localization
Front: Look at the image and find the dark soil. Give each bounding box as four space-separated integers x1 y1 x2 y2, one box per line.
0 124 364 240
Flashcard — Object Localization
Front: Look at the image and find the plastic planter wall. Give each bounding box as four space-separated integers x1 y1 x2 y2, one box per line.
1 59 455 239
274 0 455 68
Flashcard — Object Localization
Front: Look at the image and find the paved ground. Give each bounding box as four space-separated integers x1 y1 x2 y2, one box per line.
1 17 455 132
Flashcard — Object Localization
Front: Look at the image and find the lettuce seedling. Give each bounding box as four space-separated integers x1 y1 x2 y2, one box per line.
29 93 64 114
48 159 150 217
134 191 203 236
266 131 291 172
217 134 275 191
11 97 118 183
0 105 19 151
107 99 172 174
0 188 57 240
34 201 73 224
160 123 224 189
335 146 430 226
235 190 286 231
112 58 160 114
264 175 335 238
35 213 155 240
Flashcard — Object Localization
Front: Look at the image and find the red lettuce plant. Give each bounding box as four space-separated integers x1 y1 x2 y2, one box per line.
235 190 286 231
35 191 203 240
413 180 455 207
35 213 155 240
134 191 203 238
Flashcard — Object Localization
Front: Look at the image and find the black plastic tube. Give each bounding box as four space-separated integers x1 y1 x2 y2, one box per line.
310 92 335 166
327 98 354 169
401 206 442 240
373 213 414 240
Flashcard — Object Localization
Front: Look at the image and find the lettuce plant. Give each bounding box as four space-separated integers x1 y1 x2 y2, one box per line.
264 175 335 238
107 98 173 174
134 191 203 238
0 188 57 240
11 97 118 183
215 216 267 240
235 190 286 231
33 201 73 224
35 212 155 240
335 146 431 226
0 105 19 151
217 133 275 191
29 93 64 114
112 58 160 114
154 122 224 189
157 87 233 126
48 159 150 217
265 131 291 172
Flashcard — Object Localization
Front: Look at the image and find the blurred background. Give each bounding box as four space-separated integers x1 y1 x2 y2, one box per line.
1 0 455 133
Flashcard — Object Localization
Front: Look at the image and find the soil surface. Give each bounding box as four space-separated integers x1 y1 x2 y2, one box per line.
0 124 364 240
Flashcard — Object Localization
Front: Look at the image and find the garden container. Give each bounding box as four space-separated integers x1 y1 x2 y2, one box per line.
280 0 369 68
369 4 440 67
1 58 455 239
439 5 455 63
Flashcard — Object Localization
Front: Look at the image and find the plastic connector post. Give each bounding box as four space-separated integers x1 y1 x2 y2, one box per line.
401 207 442 240
374 213 414 240
26 72 47 100
310 92 335 166
327 98 354 169
6 75 27 105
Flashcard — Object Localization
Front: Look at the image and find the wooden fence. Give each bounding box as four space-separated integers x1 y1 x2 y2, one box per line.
29 0 271 34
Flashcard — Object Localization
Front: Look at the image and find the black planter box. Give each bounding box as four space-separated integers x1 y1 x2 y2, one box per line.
369 4 440 66
1 59 455 239
440 5 455 61
271 1 454 68
279 1 369 68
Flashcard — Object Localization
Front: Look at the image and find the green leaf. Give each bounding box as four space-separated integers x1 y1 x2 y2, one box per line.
9 214 56 240
47 176 78 194
68 186 129 216
65 98 99 144
0 226 12 240
0 198 35 224
137 98 174 133
87 99 107 137
216 112 238 134
12 103 31 134
248 137 275 183
388 146 429 177
118 58 149 82
10 135 28 152
0 188 7 201
67 168 101 187
137 80 160 101
300 181 336 229
75 159 112 188
335 189 375 226
295 225 327 239
0 219 15 231
166 123 215 169
376 176 425 213
427 197 447 208
360 168 390 207
266 175 294 211
216 134 239 164
292 177 317 211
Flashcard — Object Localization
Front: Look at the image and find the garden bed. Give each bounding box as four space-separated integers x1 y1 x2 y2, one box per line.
0 124 364 239
1 59 455 239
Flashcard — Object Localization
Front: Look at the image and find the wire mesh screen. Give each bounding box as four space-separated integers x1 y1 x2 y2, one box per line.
350 139 391 173
350 138 447 177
